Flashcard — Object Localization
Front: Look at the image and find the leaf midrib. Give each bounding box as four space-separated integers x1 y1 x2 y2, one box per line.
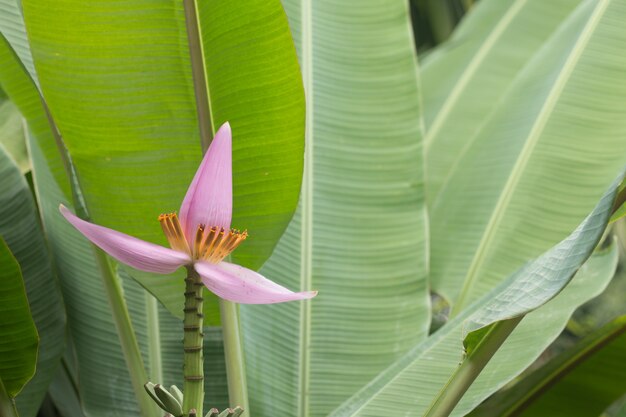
452 0 611 314
298 0 314 416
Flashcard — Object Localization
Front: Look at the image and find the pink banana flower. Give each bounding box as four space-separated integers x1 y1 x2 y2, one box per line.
60 122 316 304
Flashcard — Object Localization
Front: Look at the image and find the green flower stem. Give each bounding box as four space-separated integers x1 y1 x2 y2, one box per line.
182 0 214 151
183 266 204 416
146 293 163 384
94 249 159 417
424 317 523 417
220 299 249 413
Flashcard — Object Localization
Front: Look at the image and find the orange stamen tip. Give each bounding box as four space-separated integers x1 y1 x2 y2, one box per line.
195 225 248 263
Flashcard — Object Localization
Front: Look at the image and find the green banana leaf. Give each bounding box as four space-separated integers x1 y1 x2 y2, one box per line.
0 34 70 199
47 351 85 417
18 0 305 318
0 0 39 88
0 96 29 173
0 236 38 399
422 0 582 203
29 129 230 415
240 0 430 416
470 315 626 417
329 172 621 416
0 140 65 417
428 0 626 312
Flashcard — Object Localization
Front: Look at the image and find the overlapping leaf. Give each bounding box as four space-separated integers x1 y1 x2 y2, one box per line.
0 139 65 417
0 236 38 398
330 172 621 416
0 0 38 87
422 0 583 202
428 0 626 311
470 315 626 417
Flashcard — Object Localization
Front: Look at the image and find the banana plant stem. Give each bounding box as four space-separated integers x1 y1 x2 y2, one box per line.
94 249 159 416
424 317 523 417
183 266 204 416
220 300 249 413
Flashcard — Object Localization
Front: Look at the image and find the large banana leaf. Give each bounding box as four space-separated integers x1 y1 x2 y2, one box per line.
0 236 38 398
330 173 621 416
29 130 229 415
0 140 65 417
19 0 305 317
428 0 626 311
470 315 626 417
240 1 429 416
422 0 582 202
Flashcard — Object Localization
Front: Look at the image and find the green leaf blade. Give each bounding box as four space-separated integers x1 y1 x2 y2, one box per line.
470 315 626 417
0 137 65 417
423 0 583 200
241 0 430 416
330 174 621 416
198 0 305 269
0 237 38 398
428 0 626 312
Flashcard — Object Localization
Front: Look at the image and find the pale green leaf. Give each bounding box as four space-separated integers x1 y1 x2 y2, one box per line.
240 0 429 416
330 174 621 416
470 315 626 417
0 97 29 173
422 0 582 202
0 236 38 398
0 137 65 417
428 0 626 312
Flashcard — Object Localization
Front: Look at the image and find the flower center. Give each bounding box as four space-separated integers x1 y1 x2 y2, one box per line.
158 212 247 263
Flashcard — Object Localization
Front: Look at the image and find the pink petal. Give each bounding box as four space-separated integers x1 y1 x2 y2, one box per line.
180 122 233 244
195 261 317 304
60 205 191 274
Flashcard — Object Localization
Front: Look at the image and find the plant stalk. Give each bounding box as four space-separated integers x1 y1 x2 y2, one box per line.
146 293 163 384
424 317 523 417
94 249 159 417
183 0 214 152
220 300 249 413
183 266 204 416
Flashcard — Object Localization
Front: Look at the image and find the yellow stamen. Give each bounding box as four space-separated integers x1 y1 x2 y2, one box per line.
194 225 205 259
199 227 220 259
158 213 247 262
200 227 247 264
158 213 190 254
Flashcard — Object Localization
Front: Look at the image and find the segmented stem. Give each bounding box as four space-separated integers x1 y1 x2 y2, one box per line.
183 266 204 416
